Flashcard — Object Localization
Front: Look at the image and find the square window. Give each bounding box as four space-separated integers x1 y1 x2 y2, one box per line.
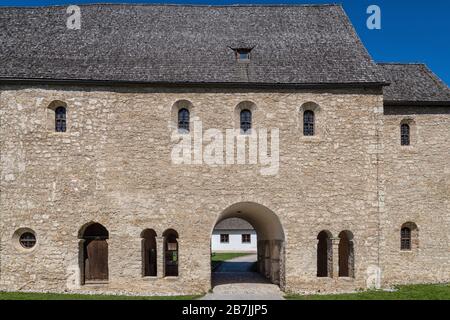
242 234 251 243
236 49 251 61
220 234 229 243
239 52 249 60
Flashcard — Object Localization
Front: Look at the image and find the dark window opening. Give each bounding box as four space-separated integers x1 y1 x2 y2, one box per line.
19 232 36 249
178 108 190 133
55 106 66 132
317 231 332 278
141 229 157 277
220 234 229 243
242 234 251 243
240 109 252 134
236 49 251 61
401 227 412 250
401 123 410 146
303 110 315 136
338 231 355 278
163 229 179 277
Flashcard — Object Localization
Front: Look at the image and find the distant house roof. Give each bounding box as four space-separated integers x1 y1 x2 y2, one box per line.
379 63 450 105
0 4 385 86
214 218 254 231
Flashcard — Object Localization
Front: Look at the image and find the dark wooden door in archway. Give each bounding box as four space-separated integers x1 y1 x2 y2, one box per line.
84 239 108 282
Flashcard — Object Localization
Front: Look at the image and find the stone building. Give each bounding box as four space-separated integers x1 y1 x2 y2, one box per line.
0 4 449 295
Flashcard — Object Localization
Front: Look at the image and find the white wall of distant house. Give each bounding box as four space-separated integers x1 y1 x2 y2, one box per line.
211 230 257 252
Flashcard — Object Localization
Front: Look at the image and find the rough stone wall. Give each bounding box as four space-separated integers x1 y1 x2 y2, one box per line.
381 106 450 286
0 84 389 295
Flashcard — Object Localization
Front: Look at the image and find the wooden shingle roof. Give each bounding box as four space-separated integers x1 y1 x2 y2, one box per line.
0 4 386 86
379 63 450 105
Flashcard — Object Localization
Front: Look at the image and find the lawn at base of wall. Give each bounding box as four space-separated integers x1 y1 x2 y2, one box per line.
211 252 255 271
285 284 450 300
0 292 202 300
211 252 254 262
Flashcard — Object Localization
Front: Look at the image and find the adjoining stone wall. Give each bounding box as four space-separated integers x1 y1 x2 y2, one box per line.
381 106 450 286
0 84 398 295
257 240 283 286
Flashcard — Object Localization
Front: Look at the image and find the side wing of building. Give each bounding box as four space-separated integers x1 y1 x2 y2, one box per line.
379 63 450 286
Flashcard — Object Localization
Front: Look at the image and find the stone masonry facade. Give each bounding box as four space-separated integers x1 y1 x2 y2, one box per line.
0 4 449 296
0 85 448 295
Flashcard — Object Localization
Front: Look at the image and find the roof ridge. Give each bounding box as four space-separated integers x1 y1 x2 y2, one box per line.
0 3 343 9
378 62 426 66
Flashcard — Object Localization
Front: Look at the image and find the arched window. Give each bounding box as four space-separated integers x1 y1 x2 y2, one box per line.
338 231 354 278
303 110 315 136
400 222 418 251
401 123 410 146
401 227 411 251
55 106 66 132
141 229 157 277
163 229 179 277
79 223 109 284
240 109 252 134
178 108 190 133
317 231 333 278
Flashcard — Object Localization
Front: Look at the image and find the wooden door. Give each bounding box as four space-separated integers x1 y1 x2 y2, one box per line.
85 239 108 282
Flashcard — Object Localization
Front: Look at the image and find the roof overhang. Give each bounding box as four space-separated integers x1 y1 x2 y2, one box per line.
0 78 388 90
384 100 450 107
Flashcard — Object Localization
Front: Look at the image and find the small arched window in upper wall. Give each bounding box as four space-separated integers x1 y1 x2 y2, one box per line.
178 108 190 133
55 106 67 132
401 123 410 146
240 109 252 134
401 227 412 250
303 110 315 136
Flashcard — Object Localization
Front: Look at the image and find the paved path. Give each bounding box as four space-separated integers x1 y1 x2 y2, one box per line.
202 254 285 300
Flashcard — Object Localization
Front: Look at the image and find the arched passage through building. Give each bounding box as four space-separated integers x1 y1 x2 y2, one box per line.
211 202 285 287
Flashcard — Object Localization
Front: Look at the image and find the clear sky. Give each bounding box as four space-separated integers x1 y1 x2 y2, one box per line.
1 0 449 85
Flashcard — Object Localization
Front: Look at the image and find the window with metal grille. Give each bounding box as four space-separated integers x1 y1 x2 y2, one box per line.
220 234 229 243
55 106 66 132
19 232 36 249
178 108 190 133
401 123 410 146
401 227 412 250
303 110 315 136
241 234 251 243
240 109 252 134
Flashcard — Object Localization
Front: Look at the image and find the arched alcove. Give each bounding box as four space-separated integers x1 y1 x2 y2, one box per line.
211 202 285 287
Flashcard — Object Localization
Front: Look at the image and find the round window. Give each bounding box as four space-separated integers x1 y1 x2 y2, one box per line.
19 232 36 249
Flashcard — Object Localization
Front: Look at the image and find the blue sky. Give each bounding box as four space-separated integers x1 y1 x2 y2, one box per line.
2 0 449 85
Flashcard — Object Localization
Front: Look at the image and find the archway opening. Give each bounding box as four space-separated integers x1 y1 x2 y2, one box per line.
317 230 333 278
141 229 157 277
338 230 355 278
78 222 109 284
210 202 285 288
163 229 179 277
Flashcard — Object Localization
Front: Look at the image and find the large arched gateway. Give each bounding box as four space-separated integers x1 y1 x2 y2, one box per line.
211 202 285 288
